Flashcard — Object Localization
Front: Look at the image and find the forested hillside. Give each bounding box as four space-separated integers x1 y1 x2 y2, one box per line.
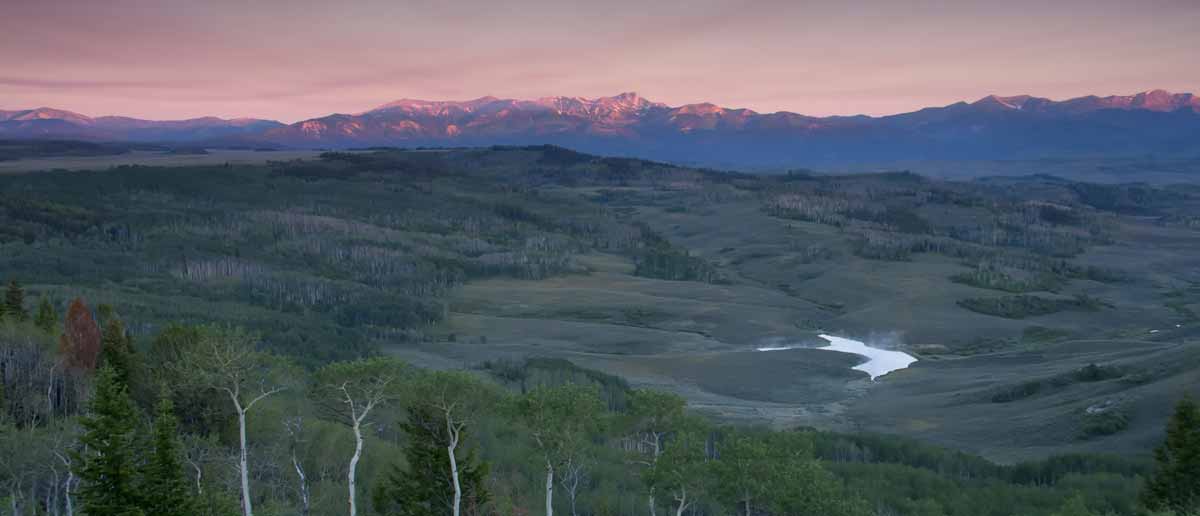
4 303 1197 516
2 146 1200 515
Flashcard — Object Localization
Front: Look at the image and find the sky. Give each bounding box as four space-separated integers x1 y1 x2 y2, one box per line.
2 0 1198 123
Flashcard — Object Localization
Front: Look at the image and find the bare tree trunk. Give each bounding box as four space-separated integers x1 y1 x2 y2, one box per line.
544 461 554 516
284 416 310 516
54 450 75 516
673 488 688 516
348 419 364 516
236 406 254 516
744 495 751 516
47 364 56 418
647 433 661 516
561 460 582 516
187 457 203 495
292 449 310 516
446 414 462 516
63 474 75 516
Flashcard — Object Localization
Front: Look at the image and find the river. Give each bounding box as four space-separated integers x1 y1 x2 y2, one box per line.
757 334 917 381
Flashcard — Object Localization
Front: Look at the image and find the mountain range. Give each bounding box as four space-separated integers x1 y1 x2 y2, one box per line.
4 90 1199 167
0 108 283 143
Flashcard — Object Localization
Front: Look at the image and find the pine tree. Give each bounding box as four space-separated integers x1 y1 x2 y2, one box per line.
99 318 139 390
96 303 116 329
34 296 57 333
139 396 195 516
373 404 489 516
3 280 27 322
1051 494 1093 516
1142 395 1200 514
75 366 146 516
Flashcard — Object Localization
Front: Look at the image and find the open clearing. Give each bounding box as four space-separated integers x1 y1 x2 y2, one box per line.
384 172 1200 461
386 246 1200 461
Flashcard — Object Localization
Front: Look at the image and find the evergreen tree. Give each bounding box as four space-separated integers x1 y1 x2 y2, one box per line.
139 396 195 516
97 303 116 329
99 318 139 390
373 404 489 516
75 366 145 516
1052 494 1094 516
34 296 57 333
3 279 26 321
1142 395 1200 514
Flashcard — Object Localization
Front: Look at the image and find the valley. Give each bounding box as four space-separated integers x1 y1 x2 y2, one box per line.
3 146 1196 463
8 3 1200 514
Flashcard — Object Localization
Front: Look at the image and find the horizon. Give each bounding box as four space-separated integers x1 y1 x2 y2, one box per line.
3 0 1198 123
5 87 1197 124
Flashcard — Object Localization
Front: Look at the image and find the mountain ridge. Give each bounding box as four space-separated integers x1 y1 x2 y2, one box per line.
4 89 1199 166
0 108 284 143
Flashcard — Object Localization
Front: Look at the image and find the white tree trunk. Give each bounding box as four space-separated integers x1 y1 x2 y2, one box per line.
63 472 75 516
237 407 254 516
673 489 688 516
544 462 554 516
292 449 310 516
647 433 661 516
55 452 75 516
447 415 462 516
347 419 364 516
561 461 582 516
188 458 203 495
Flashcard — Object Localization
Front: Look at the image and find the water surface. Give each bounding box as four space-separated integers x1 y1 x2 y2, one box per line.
757 334 917 381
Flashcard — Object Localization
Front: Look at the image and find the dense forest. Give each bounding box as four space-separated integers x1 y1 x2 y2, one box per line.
2 289 1198 516
2 146 1199 515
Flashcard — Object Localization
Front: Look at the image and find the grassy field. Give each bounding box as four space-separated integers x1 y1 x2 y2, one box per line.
398 245 1199 460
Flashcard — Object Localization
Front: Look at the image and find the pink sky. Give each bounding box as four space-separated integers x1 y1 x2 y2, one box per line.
3 0 1198 123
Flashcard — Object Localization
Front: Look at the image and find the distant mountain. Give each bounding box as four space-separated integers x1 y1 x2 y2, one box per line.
0 108 284 143
4 90 1199 166
259 89 1200 166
